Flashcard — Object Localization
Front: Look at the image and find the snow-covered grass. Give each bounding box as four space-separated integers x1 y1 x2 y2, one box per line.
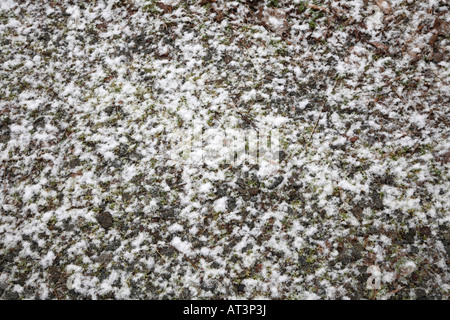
0 0 449 300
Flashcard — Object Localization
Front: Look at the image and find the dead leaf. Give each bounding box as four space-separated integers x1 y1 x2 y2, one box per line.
443 153 450 164
375 0 392 15
428 33 438 47
199 0 216 5
348 136 359 142
434 17 450 35
246 0 263 9
261 8 289 36
214 9 224 22
369 41 389 52
432 52 445 63
307 4 330 14
69 171 83 178
255 263 263 273
157 2 173 14
96 22 108 32
436 151 450 164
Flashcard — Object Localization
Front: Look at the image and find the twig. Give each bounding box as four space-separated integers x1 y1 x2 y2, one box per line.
308 110 323 143
172 182 186 190
2 165 6 200
371 288 380 300
391 85 405 103
307 4 330 14
170 245 200 270
363 236 369 248
228 103 259 132
155 248 166 262
183 254 199 270
387 286 404 297
331 78 340 93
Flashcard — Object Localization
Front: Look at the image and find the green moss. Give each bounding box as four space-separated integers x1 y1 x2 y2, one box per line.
267 0 280 7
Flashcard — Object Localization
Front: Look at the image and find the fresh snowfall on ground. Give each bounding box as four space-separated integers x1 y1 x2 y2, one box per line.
0 0 449 300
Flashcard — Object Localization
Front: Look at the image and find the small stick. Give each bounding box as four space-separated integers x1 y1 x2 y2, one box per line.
388 286 404 297
172 182 186 190
2 164 6 189
229 103 259 132
308 111 322 143
307 4 330 14
391 85 405 103
170 245 200 270
331 78 340 93
183 254 199 270
363 237 369 248
155 248 166 262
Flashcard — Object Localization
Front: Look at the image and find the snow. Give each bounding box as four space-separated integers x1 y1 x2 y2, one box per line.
213 197 228 213
0 0 448 301
40 251 56 268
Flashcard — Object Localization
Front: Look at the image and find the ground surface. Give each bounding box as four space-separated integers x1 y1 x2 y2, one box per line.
0 0 449 300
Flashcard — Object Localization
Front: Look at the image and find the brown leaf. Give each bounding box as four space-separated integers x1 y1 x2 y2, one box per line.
307 4 330 14
96 211 114 230
157 2 172 14
443 153 450 164
433 17 442 30
69 171 82 178
199 0 216 5
261 8 289 36
409 53 422 65
433 52 445 63
434 18 450 35
348 136 359 142
437 151 450 164
255 263 263 273
246 0 263 9
96 22 108 32
248 188 260 196
428 33 438 47
369 41 389 52
214 9 224 22
103 75 114 83
375 0 392 15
